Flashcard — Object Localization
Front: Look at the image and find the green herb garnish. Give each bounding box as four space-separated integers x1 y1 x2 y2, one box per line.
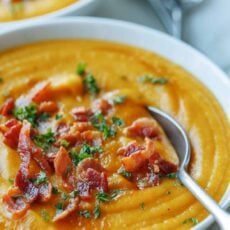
8 178 14 184
35 171 48 185
83 74 100 95
39 112 50 122
113 96 126 105
59 139 70 148
33 129 56 152
77 62 86 76
90 111 116 139
182 217 199 225
55 202 64 214
52 186 59 195
166 172 177 179
93 202 100 219
139 75 168 85
0 78 4 83
79 210 91 218
139 202 145 210
12 104 38 127
40 210 50 222
55 114 63 120
118 168 132 178
69 144 102 166
112 117 124 126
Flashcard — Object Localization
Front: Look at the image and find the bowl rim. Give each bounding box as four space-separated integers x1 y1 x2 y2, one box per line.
0 17 229 229
0 0 98 25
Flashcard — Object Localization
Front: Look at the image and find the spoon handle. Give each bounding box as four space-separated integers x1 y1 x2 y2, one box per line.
179 170 230 229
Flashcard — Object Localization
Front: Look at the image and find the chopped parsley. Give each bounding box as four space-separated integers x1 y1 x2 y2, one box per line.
113 95 126 105
83 74 100 95
61 190 78 200
55 202 64 214
59 139 70 148
52 186 59 195
93 202 101 219
34 171 48 185
8 178 14 184
166 172 177 179
69 144 102 166
40 210 50 222
118 168 132 178
0 77 3 83
139 75 168 85
77 62 86 76
139 202 145 210
79 210 91 218
33 129 56 152
55 114 63 120
38 112 50 122
12 104 38 127
182 217 199 225
112 117 124 126
90 111 117 139
96 191 120 202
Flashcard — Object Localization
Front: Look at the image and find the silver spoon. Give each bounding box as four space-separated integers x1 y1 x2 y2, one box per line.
147 0 205 39
147 106 230 229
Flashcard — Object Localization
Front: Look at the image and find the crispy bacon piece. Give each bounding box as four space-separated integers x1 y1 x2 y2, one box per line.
15 170 39 203
149 152 178 175
117 141 144 157
71 122 93 132
18 121 51 174
0 98 15 116
121 151 147 172
0 119 22 149
92 99 112 115
81 130 102 146
38 182 52 202
56 123 70 137
71 107 93 122
124 118 159 139
2 187 30 219
32 82 52 103
54 147 72 177
52 197 79 222
39 101 58 113
76 159 108 198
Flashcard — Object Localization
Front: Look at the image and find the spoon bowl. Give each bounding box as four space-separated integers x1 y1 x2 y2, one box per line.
147 106 230 229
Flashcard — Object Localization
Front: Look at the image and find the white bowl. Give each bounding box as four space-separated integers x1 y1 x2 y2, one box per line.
0 17 229 229
0 0 102 32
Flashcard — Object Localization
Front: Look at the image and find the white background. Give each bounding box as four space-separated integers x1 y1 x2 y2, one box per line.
93 0 230 76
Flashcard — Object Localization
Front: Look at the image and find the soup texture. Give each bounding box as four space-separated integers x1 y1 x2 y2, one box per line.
0 0 78 22
0 40 229 229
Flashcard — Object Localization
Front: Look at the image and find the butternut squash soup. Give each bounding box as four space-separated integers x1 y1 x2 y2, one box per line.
0 0 78 22
0 40 229 229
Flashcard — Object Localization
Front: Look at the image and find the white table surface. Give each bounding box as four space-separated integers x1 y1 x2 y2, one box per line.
93 0 230 77
92 0 229 229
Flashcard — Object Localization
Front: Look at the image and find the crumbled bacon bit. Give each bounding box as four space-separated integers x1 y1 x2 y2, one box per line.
32 82 52 103
81 130 102 146
38 182 52 202
2 186 30 219
124 118 160 139
117 141 144 157
0 98 15 116
54 146 72 177
0 118 22 149
71 107 93 122
92 99 112 115
71 122 93 132
52 197 79 222
18 121 51 174
39 101 58 113
76 159 108 198
121 151 147 172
